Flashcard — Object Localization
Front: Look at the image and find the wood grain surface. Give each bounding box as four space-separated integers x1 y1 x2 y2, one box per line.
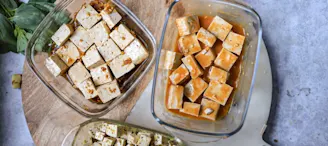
22 0 173 145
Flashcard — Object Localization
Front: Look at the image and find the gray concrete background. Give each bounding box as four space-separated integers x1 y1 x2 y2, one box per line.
1 0 328 146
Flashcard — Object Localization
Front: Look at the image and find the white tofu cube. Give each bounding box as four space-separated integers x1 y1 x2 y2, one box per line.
110 24 135 50
203 81 233 105
97 38 121 62
82 45 105 70
101 9 122 29
100 123 108 133
109 54 135 78
137 135 151 146
93 142 102 146
169 64 189 85
51 24 74 46
207 66 228 83
175 15 200 36
181 55 203 79
95 131 105 141
178 34 201 55
200 98 220 121
77 78 98 99
167 85 184 110
124 39 149 65
163 51 182 70
154 134 163 145
76 4 102 29
89 21 111 46
184 77 208 102
197 27 217 47
208 16 233 41
90 64 113 86
114 138 126 146
214 49 238 71
45 54 68 77
102 137 116 146
97 80 121 103
55 41 80 67
195 47 215 69
179 102 201 117
222 32 245 55
127 132 139 145
105 124 122 138
68 61 91 84
70 26 93 53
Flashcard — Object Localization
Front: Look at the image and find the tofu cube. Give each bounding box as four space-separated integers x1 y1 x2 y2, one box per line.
89 21 111 46
181 55 204 79
167 85 184 110
154 134 163 145
51 24 74 46
222 32 245 55
95 131 105 141
208 16 233 41
124 39 149 65
68 61 91 84
175 15 200 36
163 51 182 70
106 124 122 138
93 142 102 146
110 24 135 50
184 77 208 102
126 144 134 146
137 131 152 137
101 9 122 29
214 49 238 71
207 66 228 83
70 26 93 53
179 102 201 117
178 34 201 55
55 41 80 67
77 78 98 99
97 80 121 103
127 132 139 144
203 81 233 105
137 135 151 146
100 123 108 133
197 27 217 47
169 64 189 85
76 4 102 29
195 47 215 69
45 54 68 77
90 64 113 86
97 39 121 62
102 137 116 146
109 54 135 78
200 98 220 121
114 138 126 146
82 45 105 70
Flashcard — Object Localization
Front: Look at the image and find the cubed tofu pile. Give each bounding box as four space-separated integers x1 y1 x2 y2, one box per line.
45 2 149 103
164 15 245 121
91 122 178 146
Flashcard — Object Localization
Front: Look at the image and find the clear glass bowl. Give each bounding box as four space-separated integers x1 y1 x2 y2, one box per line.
151 0 262 137
25 0 156 117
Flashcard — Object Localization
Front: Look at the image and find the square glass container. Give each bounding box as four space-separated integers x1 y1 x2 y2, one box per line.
26 0 156 117
151 0 262 137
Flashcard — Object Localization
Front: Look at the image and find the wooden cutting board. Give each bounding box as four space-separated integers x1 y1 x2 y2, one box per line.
22 0 173 145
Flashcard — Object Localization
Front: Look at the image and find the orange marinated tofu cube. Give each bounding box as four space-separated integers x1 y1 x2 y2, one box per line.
200 98 220 121
214 49 238 71
164 51 183 70
207 66 228 83
184 77 208 102
182 55 203 79
169 64 190 85
167 85 184 109
179 102 201 117
195 47 215 69
204 81 233 105
178 34 202 55
175 15 200 36
197 27 217 47
208 16 233 41
223 32 245 55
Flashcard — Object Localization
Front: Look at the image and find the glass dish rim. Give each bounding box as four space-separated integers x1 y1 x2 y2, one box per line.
25 0 157 118
150 0 263 137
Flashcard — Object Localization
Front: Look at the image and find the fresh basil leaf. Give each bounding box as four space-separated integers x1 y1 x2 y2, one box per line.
15 27 28 53
12 4 45 31
28 2 54 14
0 14 17 53
0 0 17 17
29 0 56 3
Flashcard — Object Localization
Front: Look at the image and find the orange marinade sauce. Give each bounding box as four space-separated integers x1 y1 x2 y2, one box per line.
165 16 245 121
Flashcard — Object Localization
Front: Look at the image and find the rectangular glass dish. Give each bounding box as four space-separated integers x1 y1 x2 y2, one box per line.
151 0 262 136
26 0 156 117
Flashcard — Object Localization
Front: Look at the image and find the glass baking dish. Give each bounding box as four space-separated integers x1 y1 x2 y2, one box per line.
25 0 156 117
151 0 262 137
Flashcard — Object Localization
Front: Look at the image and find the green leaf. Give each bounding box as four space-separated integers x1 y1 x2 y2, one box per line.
29 0 56 2
0 14 17 53
12 4 45 31
15 27 28 53
0 0 17 17
27 2 54 14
